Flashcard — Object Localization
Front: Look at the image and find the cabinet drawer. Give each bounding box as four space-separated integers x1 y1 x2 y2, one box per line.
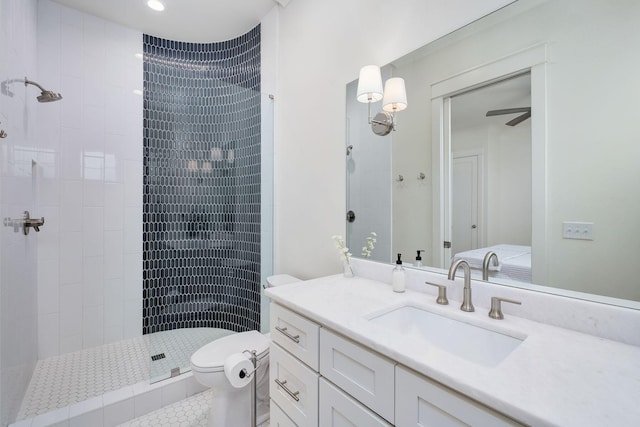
270 399 298 427
395 365 525 427
319 328 395 424
319 378 392 427
271 303 320 370
270 342 319 427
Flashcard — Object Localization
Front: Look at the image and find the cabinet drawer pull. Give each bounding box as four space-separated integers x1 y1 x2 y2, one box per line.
275 326 300 343
275 379 300 402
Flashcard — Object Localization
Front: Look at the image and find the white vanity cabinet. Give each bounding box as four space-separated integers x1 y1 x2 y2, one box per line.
319 328 395 424
395 366 524 427
269 303 321 427
319 378 392 427
269 303 524 427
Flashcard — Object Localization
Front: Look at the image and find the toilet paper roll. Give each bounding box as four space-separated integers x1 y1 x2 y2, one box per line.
224 353 253 388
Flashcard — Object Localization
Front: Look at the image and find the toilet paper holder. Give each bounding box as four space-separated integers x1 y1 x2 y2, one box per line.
240 349 261 379
242 349 260 427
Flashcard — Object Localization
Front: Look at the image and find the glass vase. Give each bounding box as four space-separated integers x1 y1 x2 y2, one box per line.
343 260 354 278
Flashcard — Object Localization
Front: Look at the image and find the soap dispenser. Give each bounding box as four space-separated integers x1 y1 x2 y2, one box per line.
392 253 406 293
415 250 425 268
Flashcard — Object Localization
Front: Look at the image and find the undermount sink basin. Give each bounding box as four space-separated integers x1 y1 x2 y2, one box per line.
368 305 524 367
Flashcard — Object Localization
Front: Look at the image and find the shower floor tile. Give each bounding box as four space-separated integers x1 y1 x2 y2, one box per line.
17 328 230 420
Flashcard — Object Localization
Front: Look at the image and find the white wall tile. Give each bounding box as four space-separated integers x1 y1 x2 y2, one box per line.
82 107 106 151
60 23 82 79
37 0 61 47
123 161 142 207
82 304 104 348
104 230 123 278
59 231 82 284
104 183 124 229
69 408 103 427
133 389 162 417
31 406 69 427
59 332 82 354
59 284 82 337
161 379 187 406
104 278 124 328
0 3 41 420
34 1 144 356
123 207 142 253
82 207 104 257
59 127 83 179
60 76 83 131
83 179 104 207
123 298 142 339
60 180 82 231
103 398 134 427
122 134 142 162
123 253 142 301
38 312 60 359
38 258 60 314
82 256 104 306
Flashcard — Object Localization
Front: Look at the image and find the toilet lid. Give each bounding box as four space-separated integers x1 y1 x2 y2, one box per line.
190 330 269 371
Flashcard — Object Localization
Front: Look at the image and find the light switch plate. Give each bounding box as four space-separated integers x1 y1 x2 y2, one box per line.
562 222 594 240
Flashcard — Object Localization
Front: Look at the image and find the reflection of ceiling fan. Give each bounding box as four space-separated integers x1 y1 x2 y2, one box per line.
486 107 531 126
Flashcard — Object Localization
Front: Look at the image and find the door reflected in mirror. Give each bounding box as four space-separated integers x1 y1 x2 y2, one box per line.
449 73 533 284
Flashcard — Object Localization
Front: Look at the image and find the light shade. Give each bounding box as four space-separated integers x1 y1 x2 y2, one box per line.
382 77 407 112
356 65 383 103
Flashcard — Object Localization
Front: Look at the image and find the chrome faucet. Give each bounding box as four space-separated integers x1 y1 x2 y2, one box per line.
448 259 474 312
482 251 499 281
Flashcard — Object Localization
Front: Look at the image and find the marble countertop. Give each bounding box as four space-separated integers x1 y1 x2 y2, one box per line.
265 275 640 427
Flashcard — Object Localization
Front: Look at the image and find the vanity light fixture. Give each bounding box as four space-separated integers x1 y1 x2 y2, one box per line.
147 0 165 12
356 66 408 136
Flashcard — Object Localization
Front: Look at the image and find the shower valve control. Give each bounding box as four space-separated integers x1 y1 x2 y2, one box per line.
3 211 45 235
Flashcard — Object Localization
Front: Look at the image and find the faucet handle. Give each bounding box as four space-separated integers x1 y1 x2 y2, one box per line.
488 297 522 319
424 281 448 305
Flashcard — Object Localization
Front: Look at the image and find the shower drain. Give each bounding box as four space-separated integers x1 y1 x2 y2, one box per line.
151 353 166 361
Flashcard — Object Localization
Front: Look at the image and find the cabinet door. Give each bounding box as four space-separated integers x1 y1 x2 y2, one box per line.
271 303 320 370
319 329 395 424
395 366 524 427
271 399 298 427
319 379 392 427
270 342 319 427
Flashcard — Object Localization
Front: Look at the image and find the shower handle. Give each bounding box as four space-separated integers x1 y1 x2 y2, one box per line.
2 211 45 235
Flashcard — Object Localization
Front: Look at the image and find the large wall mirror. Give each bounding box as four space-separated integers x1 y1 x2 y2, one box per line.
346 0 640 308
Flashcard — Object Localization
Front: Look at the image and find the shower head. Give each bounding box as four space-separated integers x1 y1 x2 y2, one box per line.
24 78 63 103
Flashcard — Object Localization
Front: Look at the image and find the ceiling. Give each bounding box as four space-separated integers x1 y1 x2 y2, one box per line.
51 0 283 42
451 73 531 130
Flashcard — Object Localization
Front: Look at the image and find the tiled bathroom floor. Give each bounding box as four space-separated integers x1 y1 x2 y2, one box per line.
117 389 269 427
17 328 232 420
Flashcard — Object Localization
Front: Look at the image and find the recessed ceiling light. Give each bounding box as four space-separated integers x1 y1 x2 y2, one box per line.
147 0 165 12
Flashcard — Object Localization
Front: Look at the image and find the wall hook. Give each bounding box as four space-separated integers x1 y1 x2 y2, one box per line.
418 172 425 180
0 129 6 138
397 175 404 182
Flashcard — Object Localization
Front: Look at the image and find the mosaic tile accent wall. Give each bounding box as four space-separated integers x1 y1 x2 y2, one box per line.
142 27 261 334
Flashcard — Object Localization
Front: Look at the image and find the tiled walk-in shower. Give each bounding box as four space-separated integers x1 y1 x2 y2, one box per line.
8 22 272 427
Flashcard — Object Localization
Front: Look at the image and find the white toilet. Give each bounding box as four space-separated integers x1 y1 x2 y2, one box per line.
190 274 301 426
191 330 270 426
